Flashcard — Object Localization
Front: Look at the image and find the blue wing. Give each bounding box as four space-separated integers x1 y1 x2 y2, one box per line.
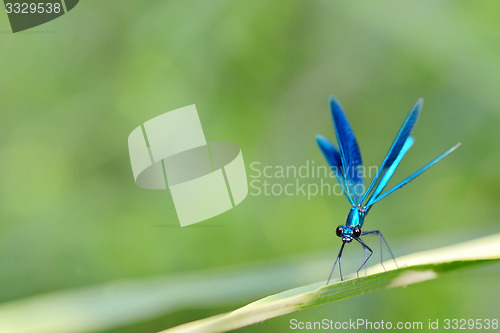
315 134 352 204
366 136 414 208
329 97 365 205
368 142 461 206
361 98 422 206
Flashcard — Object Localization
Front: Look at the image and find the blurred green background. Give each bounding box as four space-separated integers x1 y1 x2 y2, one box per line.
1 0 499 332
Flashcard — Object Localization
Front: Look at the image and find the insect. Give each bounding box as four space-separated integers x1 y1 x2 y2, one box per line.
316 97 460 284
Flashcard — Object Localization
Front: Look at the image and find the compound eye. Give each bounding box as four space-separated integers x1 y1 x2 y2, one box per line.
335 225 343 237
353 226 361 238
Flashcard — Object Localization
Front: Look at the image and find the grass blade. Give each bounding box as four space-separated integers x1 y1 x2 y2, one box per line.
160 233 500 333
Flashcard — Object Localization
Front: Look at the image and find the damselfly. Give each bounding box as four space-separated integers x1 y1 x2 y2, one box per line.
316 97 460 284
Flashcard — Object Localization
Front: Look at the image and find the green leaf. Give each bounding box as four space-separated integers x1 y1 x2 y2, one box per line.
160 233 500 333
0 234 499 333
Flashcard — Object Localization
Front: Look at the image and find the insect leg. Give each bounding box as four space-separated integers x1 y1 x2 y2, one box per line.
354 237 373 280
327 241 346 285
363 246 368 276
361 230 398 269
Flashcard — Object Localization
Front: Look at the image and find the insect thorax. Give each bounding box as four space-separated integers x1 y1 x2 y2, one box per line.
345 207 366 228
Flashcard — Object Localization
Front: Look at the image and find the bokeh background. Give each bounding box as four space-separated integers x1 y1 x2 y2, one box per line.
1 0 499 332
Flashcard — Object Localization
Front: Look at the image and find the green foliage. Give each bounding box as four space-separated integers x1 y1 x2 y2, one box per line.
160 233 500 332
0 234 499 332
1 1 499 332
